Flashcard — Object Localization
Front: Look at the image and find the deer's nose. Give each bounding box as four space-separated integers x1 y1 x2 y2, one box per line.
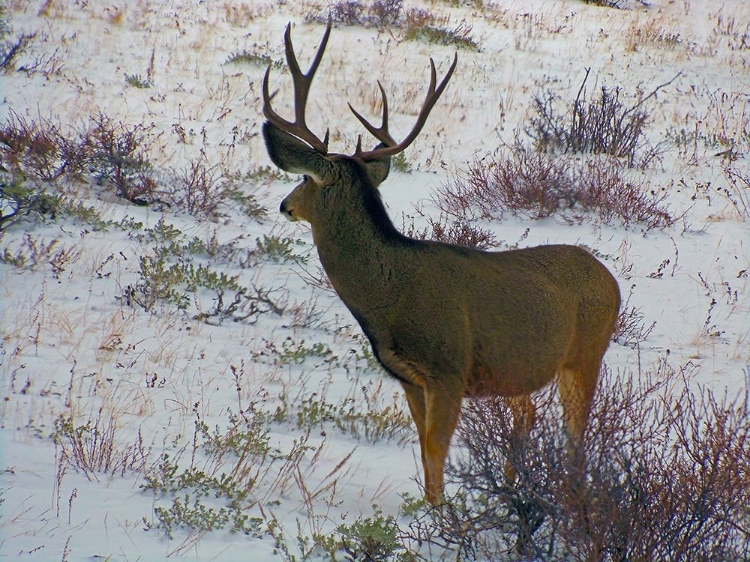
279 200 295 221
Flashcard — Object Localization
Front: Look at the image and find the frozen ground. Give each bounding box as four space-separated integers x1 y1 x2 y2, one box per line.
1 0 748 560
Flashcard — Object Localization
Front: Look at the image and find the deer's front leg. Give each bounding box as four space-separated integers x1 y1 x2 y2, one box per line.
401 383 430 496
423 386 463 505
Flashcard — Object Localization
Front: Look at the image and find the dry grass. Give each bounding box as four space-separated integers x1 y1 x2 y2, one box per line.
2 2 748 559
52 408 150 481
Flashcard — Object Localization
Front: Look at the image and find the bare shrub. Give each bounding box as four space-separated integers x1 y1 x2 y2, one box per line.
0 8 35 73
426 217 498 249
582 0 626 7
328 1 368 26
528 69 677 168
570 158 674 229
0 110 84 181
306 2 477 48
614 284 656 347
406 364 750 561
310 0 404 28
437 147 567 221
403 7 434 31
369 0 403 27
170 156 225 219
402 209 499 250
81 112 160 204
580 1 651 11
436 143 675 230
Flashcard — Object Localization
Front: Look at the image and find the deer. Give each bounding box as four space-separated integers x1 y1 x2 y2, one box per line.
261 20 621 505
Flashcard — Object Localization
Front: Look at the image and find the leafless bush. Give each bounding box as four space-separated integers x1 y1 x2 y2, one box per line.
306 3 477 49
436 143 675 230
170 156 224 219
81 112 160 204
528 69 677 168
438 146 567 221
0 111 160 201
1 23 35 72
407 365 750 561
614 284 656 347
582 0 626 7
426 218 498 249
328 1 368 26
401 209 499 250
571 157 674 229
582 0 650 7
0 110 84 181
309 0 404 28
369 0 403 27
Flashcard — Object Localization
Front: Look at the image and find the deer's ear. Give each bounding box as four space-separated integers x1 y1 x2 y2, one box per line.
362 155 390 188
263 122 330 184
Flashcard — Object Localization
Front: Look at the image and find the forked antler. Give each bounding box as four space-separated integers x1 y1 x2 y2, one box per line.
262 20 332 153
263 20 457 161
349 53 458 162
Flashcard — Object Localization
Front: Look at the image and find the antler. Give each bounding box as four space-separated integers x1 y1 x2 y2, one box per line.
262 20 332 154
349 53 458 162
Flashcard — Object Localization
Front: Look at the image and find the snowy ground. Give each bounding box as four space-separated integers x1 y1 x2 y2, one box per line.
1 0 748 560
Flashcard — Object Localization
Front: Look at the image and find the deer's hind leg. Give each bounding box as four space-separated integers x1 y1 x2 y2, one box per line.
504 395 537 481
558 359 601 468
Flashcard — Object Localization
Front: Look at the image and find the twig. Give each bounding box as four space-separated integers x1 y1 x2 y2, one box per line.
623 71 683 117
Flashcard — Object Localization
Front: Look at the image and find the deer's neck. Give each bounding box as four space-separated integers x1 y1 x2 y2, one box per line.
311 186 412 314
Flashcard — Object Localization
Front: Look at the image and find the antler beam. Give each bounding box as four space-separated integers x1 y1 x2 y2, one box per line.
262 20 332 154
349 53 458 162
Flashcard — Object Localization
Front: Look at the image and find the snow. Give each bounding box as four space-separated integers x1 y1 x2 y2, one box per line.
1 0 748 560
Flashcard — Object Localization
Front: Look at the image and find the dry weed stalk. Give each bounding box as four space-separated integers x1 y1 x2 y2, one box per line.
53 407 150 481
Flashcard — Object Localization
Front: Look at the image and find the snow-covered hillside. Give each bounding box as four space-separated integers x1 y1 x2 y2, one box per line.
1 0 748 560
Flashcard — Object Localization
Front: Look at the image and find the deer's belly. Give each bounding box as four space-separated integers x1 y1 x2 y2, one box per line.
464 366 557 398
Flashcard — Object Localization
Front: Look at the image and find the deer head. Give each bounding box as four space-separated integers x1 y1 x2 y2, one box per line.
261 20 457 227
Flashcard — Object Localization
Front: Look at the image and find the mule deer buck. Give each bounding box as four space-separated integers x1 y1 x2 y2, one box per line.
262 21 621 504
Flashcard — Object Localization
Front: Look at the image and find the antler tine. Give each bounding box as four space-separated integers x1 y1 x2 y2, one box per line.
349 81 396 149
351 52 458 162
262 20 332 154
